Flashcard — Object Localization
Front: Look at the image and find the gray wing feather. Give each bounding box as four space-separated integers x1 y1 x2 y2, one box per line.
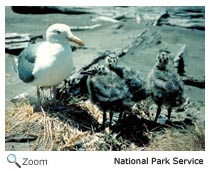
17 43 41 83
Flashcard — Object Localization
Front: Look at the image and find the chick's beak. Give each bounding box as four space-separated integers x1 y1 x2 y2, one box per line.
68 35 84 46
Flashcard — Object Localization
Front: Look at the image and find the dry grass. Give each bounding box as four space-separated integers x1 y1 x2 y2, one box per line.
5 98 205 151
6 100 100 151
145 122 205 151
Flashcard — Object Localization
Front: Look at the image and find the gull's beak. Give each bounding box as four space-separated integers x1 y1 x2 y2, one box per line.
68 35 84 46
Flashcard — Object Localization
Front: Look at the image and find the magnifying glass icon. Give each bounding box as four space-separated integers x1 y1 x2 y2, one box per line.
7 154 21 168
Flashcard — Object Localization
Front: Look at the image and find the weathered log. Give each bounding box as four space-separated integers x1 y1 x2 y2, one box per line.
82 51 111 70
169 7 205 19
154 9 204 30
162 18 205 31
92 16 120 23
112 24 124 30
5 33 43 55
5 42 29 55
174 44 186 76
5 33 31 43
175 7 204 13
153 11 170 26
71 24 101 31
173 45 205 89
181 76 205 89
114 14 127 20
82 29 147 70
154 7 205 31
170 12 204 19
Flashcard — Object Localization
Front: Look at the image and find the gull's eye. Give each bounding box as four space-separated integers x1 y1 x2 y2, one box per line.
54 30 61 34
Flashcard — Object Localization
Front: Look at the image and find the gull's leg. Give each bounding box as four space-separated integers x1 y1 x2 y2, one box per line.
109 111 113 128
117 111 124 123
32 86 42 112
50 86 57 101
101 110 107 130
96 110 107 131
154 105 161 123
167 107 172 120
36 86 41 105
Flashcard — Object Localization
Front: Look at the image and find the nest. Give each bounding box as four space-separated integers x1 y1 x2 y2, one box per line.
5 88 205 151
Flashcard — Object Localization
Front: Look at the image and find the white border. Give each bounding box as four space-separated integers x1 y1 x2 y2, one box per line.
1 1 209 171
1 0 208 6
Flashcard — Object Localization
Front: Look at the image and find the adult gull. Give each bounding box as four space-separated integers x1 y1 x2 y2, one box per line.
17 23 84 101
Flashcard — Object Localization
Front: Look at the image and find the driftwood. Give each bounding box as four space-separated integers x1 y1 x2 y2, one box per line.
5 33 43 55
82 29 147 71
112 24 124 30
82 51 111 71
92 14 130 23
92 16 120 23
161 18 205 31
173 45 205 89
5 33 31 43
70 29 147 77
153 7 205 31
153 11 170 26
174 44 186 76
5 33 31 53
181 76 205 89
12 6 94 15
118 30 147 56
114 14 127 20
71 24 101 31
170 7 205 19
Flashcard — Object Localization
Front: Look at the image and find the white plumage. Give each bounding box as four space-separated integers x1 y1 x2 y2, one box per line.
31 41 73 86
17 23 84 100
